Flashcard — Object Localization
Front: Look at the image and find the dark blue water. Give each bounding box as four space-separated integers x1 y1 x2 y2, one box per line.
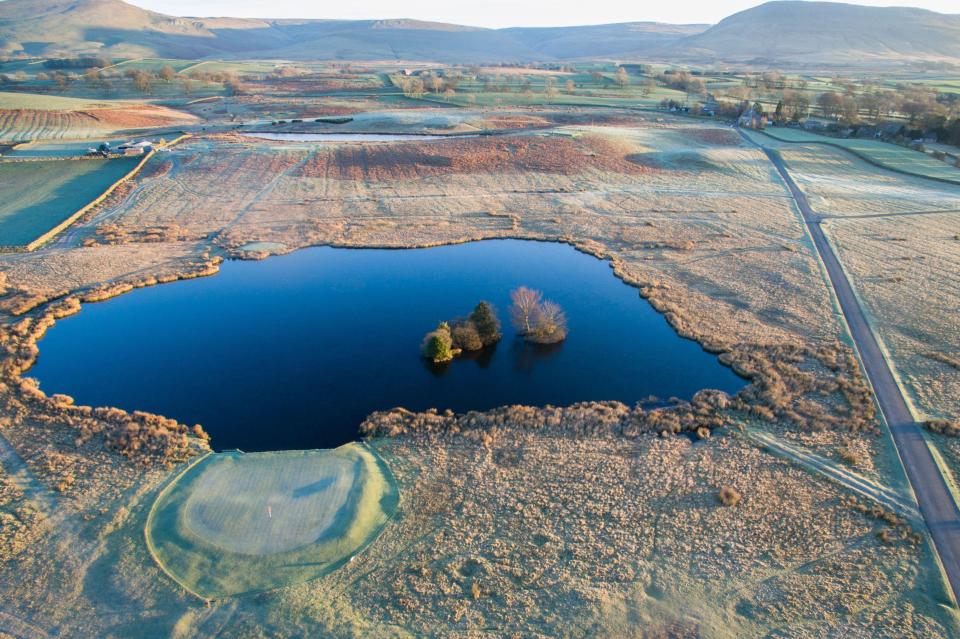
30 240 743 451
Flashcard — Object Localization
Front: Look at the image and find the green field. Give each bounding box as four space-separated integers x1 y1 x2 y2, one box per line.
4 132 180 158
753 126 960 184
145 444 398 599
109 58 197 73
0 91 113 110
0 157 140 246
179 60 282 76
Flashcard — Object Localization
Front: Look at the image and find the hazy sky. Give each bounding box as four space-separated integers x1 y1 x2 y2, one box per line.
131 0 958 27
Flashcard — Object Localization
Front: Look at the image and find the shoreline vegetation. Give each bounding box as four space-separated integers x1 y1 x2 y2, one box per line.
421 300 502 363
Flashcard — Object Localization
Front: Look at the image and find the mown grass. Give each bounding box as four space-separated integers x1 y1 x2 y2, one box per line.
755 126 960 184
0 157 140 246
145 444 398 599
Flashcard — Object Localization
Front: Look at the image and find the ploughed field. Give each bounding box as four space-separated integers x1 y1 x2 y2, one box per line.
30 240 744 451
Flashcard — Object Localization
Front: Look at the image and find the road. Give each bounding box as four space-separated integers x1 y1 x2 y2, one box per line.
742 130 960 604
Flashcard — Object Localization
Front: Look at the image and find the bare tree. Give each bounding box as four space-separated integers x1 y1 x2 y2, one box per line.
615 66 630 89
509 286 543 335
532 301 567 343
544 76 557 98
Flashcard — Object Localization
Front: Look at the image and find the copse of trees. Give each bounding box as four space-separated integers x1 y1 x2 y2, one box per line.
658 70 706 95
509 286 567 344
421 301 502 363
43 56 110 69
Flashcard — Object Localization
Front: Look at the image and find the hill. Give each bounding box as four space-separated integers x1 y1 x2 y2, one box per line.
676 1 960 65
503 22 708 59
0 0 692 61
1 0 959 65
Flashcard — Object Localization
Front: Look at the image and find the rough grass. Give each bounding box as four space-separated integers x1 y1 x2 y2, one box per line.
0 157 141 246
823 214 960 423
295 133 657 180
145 444 398 598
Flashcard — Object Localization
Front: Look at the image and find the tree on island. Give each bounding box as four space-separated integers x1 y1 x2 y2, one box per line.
469 301 501 346
509 287 542 335
510 286 568 344
422 322 455 363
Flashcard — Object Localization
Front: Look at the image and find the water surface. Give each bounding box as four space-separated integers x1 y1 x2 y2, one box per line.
244 132 475 142
32 240 743 451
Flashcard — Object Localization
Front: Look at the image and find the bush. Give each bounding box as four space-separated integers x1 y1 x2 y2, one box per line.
451 320 483 352
925 419 960 437
717 486 741 507
422 322 455 362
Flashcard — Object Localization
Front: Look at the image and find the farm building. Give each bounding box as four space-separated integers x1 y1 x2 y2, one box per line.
738 109 767 129
116 140 154 155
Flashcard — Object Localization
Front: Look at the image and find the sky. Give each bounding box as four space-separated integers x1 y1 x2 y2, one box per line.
131 0 959 28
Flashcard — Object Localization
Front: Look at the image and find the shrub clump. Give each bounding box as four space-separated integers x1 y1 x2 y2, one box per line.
717 486 742 507
422 322 457 363
925 419 960 437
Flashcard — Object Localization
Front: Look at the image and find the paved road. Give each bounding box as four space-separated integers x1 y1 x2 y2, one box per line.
745 132 960 604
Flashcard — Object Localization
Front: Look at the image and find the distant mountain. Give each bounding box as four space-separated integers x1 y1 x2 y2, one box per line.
1 0 959 66
503 23 709 59
0 0 694 61
676 1 960 65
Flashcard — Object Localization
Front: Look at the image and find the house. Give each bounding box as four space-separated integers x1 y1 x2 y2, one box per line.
880 122 904 138
115 140 154 156
738 109 767 130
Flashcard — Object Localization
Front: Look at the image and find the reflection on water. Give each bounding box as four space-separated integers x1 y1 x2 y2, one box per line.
243 133 475 142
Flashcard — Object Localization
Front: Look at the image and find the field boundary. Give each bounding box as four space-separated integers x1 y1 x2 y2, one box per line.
746 428 920 520
753 128 960 187
143 451 214 603
4 133 191 252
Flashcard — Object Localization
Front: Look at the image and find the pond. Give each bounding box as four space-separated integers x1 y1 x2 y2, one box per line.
30 240 744 452
243 133 475 142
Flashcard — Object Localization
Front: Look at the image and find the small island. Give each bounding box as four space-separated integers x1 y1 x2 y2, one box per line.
508 286 568 345
421 288 568 363
422 301 502 363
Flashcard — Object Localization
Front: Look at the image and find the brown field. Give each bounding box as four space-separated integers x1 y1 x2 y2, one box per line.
680 126 744 146
0 104 197 141
294 134 658 180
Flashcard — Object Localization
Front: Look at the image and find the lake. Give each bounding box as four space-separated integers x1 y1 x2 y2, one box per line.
244 133 476 142
30 240 744 451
